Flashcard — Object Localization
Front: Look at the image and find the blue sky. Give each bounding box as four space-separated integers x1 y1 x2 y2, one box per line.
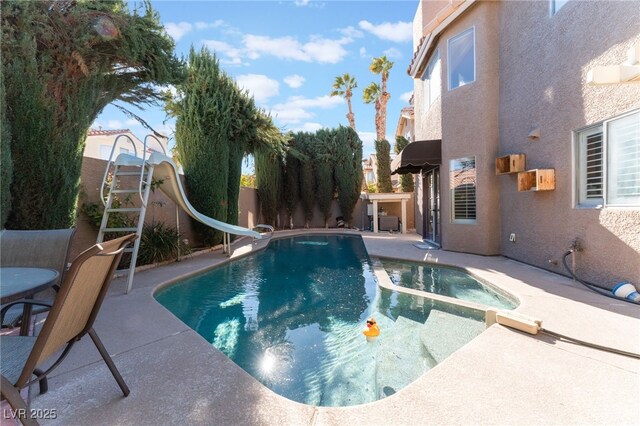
93 0 418 166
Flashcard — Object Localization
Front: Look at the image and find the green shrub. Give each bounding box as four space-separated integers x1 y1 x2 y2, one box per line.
395 136 414 192
137 221 190 266
375 139 393 193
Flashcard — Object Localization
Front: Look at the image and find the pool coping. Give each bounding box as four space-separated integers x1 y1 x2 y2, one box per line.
28 229 640 425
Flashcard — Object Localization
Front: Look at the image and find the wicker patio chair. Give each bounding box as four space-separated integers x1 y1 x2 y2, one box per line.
0 229 76 328
0 234 136 425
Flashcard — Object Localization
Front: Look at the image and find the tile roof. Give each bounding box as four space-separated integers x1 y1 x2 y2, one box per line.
87 128 131 136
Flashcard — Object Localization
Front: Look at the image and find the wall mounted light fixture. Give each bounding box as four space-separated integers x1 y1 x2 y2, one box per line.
527 128 541 140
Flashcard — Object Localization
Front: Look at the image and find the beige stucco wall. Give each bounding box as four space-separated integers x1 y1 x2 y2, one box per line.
498 0 640 285
414 1 501 255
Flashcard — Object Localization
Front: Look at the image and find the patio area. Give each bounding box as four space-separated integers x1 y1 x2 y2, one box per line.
19 231 640 425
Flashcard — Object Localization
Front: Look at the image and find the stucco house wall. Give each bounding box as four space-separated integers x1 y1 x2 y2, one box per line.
498 0 640 285
410 0 640 286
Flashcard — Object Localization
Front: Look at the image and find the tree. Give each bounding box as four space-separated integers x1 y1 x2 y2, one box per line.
283 142 300 229
330 73 358 131
369 56 394 140
295 132 316 228
0 65 12 228
255 148 283 227
362 82 383 140
2 1 183 229
334 126 363 226
375 139 393 193
173 48 230 245
395 136 415 192
314 129 336 227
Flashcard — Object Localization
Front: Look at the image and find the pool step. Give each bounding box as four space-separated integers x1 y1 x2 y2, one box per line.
420 309 486 364
375 316 435 399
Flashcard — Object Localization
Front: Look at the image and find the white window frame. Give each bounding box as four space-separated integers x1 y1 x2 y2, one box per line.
550 0 569 15
447 27 476 91
450 156 477 224
574 109 640 208
422 49 441 107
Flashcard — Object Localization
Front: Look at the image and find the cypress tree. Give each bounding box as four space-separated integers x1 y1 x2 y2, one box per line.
295 132 315 228
375 139 393 193
314 129 336 227
395 135 414 192
255 148 283 227
174 48 230 245
2 1 183 229
334 126 363 226
283 140 300 229
0 65 12 228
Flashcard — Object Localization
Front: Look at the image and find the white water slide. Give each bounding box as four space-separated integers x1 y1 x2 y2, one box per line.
118 152 262 239
98 134 270 293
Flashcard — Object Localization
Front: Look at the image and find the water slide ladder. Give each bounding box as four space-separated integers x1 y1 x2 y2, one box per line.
97 134 164 293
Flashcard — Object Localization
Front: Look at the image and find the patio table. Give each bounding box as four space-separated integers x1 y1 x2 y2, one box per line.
0 267 59 335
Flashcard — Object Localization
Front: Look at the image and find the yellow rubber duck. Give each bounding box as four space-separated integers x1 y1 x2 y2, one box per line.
363 317 380 342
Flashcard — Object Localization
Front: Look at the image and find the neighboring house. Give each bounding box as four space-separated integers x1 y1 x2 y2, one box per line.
84 128 168 160
395 104 415 141
397 0 639 286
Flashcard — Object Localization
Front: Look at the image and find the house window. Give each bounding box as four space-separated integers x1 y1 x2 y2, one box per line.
450 157 476 223
551 0 569 15
447 27 475 91
575 110 640 207
422 49 441 107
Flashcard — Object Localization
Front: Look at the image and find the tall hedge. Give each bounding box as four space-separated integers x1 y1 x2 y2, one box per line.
375 139 393 193
174 48 230 245
314 129 336 227
334 126 363 225
283 142 300 228
255 148 283 227
295 132 316 227
395 135 414 192
2 1 183 229
0 65 12 228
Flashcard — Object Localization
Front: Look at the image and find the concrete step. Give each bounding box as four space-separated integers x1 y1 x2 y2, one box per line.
420 309 486 364
375 316 435 399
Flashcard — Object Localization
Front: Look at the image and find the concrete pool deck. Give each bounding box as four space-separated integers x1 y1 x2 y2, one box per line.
26 230 640 425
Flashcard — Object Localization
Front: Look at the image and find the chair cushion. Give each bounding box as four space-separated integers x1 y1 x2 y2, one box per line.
0 336 37 385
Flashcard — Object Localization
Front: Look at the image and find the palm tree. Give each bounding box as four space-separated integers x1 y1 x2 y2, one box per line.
330 73 358 131
369 56 394 140
362 82 383 140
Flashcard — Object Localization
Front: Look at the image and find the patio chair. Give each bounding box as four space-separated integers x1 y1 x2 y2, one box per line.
0 229 76 328
0 234 136 424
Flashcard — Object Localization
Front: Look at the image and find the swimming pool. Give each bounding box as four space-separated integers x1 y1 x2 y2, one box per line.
382 259 518 310
155 235 488 406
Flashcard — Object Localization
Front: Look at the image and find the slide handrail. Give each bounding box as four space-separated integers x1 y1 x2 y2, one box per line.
100 134 141 206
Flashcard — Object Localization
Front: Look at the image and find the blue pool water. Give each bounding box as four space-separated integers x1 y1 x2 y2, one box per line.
382 259 518 310
155 235 488 407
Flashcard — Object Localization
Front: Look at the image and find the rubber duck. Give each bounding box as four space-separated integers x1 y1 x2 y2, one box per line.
363 317 380 342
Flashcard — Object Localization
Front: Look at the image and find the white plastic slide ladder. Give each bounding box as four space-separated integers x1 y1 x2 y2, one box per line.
97 134 165 293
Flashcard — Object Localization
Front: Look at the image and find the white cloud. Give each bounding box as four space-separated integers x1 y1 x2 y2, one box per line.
358 131 377 155
358 20 413 43
294 0 310 6
244 34 350 64
283 74 306 89
125 119 140 127
236 74 280 104
202 40 245 65
107 120 124 129
271 95 343 124
400 91 413 103
340 26 364 39
291 122 323 133
194 20 224 30
359 47 368 58
383 47 403 59
165 22 193 41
